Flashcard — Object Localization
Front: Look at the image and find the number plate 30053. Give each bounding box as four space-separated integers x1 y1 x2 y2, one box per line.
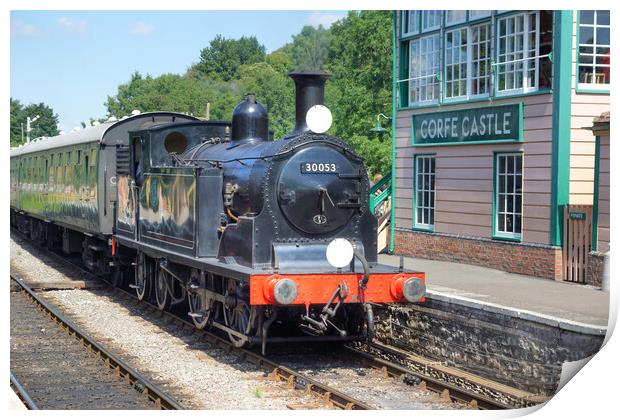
300 162 338 174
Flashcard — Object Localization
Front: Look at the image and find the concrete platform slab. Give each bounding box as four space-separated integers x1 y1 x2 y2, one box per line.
379 254 609 327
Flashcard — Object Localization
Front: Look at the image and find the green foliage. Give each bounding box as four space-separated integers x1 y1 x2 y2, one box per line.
10 98 23 146
326 11 393 176
106 72 210 118
193 35 266 81
238 61 294 138
289 25 332 71
106 13 393 176
10 98 60 146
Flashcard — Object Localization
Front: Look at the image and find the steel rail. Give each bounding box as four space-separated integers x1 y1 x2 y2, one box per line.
345 345 511 410
111 286 373 410
12 230 518 410
10 271 184 410
10 371 39 410
10 232 372 410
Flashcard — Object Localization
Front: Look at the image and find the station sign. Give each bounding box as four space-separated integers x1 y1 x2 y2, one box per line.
412 103 523 146
569 211 587 220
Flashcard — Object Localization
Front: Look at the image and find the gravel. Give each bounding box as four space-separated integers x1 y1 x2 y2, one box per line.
11 232 465 410
271 350 467 409
10 235 97 289
39 288 322 409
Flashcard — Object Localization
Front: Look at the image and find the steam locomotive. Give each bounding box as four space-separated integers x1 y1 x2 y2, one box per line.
10 71 425 353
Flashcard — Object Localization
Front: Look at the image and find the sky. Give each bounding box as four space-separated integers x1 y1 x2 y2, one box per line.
10 10 348 132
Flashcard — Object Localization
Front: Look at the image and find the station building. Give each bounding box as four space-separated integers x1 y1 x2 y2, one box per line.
390 10 610 281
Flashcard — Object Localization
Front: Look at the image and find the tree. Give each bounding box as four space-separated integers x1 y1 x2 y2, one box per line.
107 72 199 118
10 98 23 146
326 11 393 176
290 25 331 71
10 98 60 146
192 35 266 81
238 61 294 139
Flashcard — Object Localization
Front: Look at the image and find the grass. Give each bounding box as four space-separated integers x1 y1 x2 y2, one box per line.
254 387 263 398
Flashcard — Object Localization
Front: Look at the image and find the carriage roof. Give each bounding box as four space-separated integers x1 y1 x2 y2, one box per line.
10 112 200 158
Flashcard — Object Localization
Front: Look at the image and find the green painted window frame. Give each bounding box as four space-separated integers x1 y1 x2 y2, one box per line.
397 10 555 111
492 151 524 242
575 10 611 94
412 153 437 232
591 135 601 251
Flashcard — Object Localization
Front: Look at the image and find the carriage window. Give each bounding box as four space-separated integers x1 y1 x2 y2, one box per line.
164 131 188 154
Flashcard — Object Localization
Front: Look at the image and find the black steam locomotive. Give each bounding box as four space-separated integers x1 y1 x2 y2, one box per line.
11 71 425 353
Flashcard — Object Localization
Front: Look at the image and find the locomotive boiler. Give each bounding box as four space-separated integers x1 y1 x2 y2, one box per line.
11 71 426 353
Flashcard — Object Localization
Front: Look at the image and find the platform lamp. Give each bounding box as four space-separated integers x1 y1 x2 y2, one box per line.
370 113 390 141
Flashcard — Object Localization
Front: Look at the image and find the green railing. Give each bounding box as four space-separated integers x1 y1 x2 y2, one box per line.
369 170 392 214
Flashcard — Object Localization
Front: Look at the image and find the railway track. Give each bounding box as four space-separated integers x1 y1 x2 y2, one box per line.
10 272 183 410
11 232 517 410
11 371 39 410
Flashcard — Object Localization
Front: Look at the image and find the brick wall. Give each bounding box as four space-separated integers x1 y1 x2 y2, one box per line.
394 229 563 280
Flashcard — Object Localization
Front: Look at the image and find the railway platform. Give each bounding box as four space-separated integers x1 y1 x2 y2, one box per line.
377 253 608 396
379 253 609 327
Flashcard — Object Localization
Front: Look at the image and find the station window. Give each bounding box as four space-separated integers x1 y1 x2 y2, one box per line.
444 23 491 101
495 153 523 240
445 28 468 99
421 11 441 32
496 11 552 95
402 11 420 36
578 10 610 90
445 11 467 26
409 34 440 105
414 155 436 229
469 10 492 20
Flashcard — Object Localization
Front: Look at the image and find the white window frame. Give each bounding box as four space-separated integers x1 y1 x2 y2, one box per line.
408 34 441 106
445 11 467 26
494 153 523 240
444 22 491 102
414 155 436 230
402 11 420 37
421 10 442 32
444 27 469 100
577 10 610 91
495 11 540 96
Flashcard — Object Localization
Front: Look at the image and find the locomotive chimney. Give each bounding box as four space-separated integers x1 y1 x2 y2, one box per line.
289 71 331 134
231 93 269 143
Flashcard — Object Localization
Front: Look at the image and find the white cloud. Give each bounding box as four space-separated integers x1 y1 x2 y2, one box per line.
57 17 87 34
130 22 156 36
11 20 42 37
306 12 343 29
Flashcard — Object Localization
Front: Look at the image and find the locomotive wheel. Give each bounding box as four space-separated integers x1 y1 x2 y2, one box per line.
187 270 215 329
155 267 172 311
223 280 258 347
135 253 151 301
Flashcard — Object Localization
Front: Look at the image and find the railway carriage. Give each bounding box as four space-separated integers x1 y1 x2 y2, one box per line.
10 71 426 353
